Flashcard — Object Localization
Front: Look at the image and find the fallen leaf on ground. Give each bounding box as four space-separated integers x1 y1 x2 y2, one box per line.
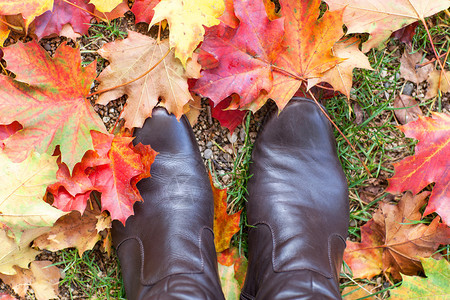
344 191 450 280
150 0 225 66
0 227 50 275
0 0 53 29
0 121 22 149
386 112 450 224
33 204 106 256
342 284 377 300
399 48 434 84
0 293 17 300
33 0 94 39
217 247 247 289
308 37 372 99
184 94 202 126
218 263 240 300
210 174 241 252
425 70 450 99
393 95 423 124
94 0 129 21
325 0 450 52
210 97 246 133
261 0 344 110
219 0 238 28
0 261 61 300
193 0 284 109
131 0 160 24
96 31 201 126
0 152 64 242
0 16 10 46
89 0 122 12
392 22 419 46
0 41 107 171
390 258 450 299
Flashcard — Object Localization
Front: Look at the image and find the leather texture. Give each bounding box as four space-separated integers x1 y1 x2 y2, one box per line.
112 108 225 300
240 97 349 300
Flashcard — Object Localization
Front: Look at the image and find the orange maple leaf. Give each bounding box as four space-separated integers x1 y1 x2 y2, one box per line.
210 174 242 252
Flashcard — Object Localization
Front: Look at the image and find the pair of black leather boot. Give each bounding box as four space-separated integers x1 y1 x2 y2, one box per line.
112 98 349 299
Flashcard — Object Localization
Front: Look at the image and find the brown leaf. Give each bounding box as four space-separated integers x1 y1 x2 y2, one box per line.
96 31 201 128
184 94 202 126
0 261 61 300
33 204 107 256
425 70 450 99
399 48 434 84
393 95 423 124
344 192 450 280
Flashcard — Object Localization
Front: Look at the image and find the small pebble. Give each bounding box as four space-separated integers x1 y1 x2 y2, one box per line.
403 82 414 96
204 149 213 159
103 116 110 123
206 141 213 148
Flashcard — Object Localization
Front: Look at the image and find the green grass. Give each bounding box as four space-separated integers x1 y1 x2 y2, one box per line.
53 248 125 299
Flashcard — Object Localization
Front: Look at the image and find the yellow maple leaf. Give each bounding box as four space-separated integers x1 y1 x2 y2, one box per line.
150 0 225 66
89 0 123 12
0 0 53 29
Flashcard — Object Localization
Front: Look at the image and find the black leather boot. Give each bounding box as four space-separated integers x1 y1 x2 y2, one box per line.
112 108 225 300
240 97 349 299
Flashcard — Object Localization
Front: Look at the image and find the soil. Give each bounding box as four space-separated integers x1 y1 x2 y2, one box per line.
0 2 448 300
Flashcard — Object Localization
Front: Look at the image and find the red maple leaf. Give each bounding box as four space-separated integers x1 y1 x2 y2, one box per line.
210 97 246 132
0 41 107 171
131 0 160 24
193 0 284 109
386 112 449 224
34 0 95 39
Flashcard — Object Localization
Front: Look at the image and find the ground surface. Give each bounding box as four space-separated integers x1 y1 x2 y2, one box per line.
0 2 449 300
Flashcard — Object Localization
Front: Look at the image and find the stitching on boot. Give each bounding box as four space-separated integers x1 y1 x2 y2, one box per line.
251 221 337 279
328 233 347 282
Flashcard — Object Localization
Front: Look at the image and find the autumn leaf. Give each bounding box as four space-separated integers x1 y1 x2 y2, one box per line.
342 285 377 299
344 192 450 280
399 48 434 85
131 0 160 24
96 31 201 127
149 0 225 66
210 174 242 252
390 258 450 299
217 247 247 289
33 204 109 256
0 41 107 171
0 293 17 300
0 0 53 29
0 227 50 275
93 0 129 21
425 70 450 99
219 0 238 28
386 112 450 224
393 95 423 125
193 0 285 109
392 22 419 46
210 97 246 132
308 37 373 99
260 0 345 110
33 0 95 40
0 16 9 46
325 0 450 52
89 0 122 12
0 261 62 300
0 121 22 149
0 152 65 242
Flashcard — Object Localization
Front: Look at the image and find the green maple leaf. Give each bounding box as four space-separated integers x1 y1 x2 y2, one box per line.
390 258 450 299
0 41 107 172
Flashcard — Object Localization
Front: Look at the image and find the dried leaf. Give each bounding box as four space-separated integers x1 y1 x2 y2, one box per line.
344 192 450 280
392 22 419 45
325 0 450 52
210 174 241 252
386 112 450 224
150 0 225 66
308 37 372 99
0 152 64 242
184 94 202 126
0 261 62 300
342 285 377 300
89 0 123 12
399 48 434 85
390 258 450 299
96 31 201 127
0 41 107 171
33 205 105 256
393 95 423 124
425 70 450 99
